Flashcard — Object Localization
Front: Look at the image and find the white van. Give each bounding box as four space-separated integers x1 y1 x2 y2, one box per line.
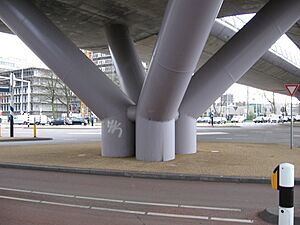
13 115 28 124
28 115 48 125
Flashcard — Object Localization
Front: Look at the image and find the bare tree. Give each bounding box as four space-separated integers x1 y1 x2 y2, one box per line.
212 96 227 117
42 72 59 118
212 102 221 116
56 79 73 118
264 92 276 114
42 72 74 118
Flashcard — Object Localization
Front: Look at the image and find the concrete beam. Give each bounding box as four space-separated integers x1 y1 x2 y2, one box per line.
176 0 300 154
136 0 223 161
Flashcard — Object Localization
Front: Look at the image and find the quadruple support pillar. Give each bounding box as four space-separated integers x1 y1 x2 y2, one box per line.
176 0 300 155
136 0 223 161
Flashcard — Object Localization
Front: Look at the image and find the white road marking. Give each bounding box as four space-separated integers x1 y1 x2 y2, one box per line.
68 133 100 135
211 217 254 223
41 201 90 209
76 196 123 203
0 195 40 203
216 137 233 140
0 186 242 212
180 204 241 212
211 151 220 153
32 191 74 198
0 193 253 223
63 139 76 141
197 132 229 135
124 200 178 207
0 187 31 193
91 206 145 215
147 212 209 220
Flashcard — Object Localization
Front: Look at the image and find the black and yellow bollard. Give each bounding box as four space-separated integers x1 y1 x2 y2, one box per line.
33 124 37 138
272 163 294 225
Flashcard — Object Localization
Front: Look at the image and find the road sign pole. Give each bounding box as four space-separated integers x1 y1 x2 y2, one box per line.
10 73 14 138
284 84 299 150
290 96 293 149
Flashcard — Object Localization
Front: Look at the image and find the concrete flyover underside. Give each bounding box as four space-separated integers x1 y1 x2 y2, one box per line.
0 0 299 94
0 0 299 161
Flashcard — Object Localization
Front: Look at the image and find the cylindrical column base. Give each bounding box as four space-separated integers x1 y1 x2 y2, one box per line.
136 116 175 161
175 113 197 154
101 112 134 157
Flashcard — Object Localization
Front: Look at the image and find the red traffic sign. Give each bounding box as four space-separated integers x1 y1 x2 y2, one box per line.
285 84 299 96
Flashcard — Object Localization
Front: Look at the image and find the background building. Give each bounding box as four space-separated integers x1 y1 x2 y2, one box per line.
92 52 120 86
0 56 27 72
0 68 80 117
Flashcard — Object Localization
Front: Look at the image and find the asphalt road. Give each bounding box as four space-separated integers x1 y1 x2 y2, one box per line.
0 123 299 147
197 123 300 147
1 168 297 225
0 125 101 145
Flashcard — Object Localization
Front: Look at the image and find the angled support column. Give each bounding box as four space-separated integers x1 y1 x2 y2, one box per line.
176 0 300 154
295 91 300 101
0 0 135 157
105 24 145 103
136 0 223 161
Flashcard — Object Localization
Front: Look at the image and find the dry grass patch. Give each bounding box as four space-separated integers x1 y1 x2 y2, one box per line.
0 142 299 178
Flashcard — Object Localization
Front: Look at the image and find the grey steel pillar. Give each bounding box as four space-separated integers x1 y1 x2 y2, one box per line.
136 0 223 161
105 24 145 103
175 114 196 154
102 112 135 157
176 0 300 154
295 91 300 101
0 0 135 157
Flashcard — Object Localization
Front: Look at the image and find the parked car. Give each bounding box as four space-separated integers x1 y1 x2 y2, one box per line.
50 118 66 125
209 116 227 124
295 115 300 122
0 116 8 123
231 116 246 123
197 116 211 123
282 116 289 123
263 115 271 123
253 116 265 123
270 115 282 123
70 117 87 125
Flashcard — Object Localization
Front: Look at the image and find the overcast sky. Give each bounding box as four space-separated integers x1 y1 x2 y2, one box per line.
0 32 47 68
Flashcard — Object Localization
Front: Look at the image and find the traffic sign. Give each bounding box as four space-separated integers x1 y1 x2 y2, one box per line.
284 84 299 96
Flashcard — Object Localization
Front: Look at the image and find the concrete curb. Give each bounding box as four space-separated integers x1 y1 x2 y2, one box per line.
0 162 300 184
259 207 300 224
0 137 53 142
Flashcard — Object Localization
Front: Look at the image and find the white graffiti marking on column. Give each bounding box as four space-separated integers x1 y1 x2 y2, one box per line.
107 120 123 138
